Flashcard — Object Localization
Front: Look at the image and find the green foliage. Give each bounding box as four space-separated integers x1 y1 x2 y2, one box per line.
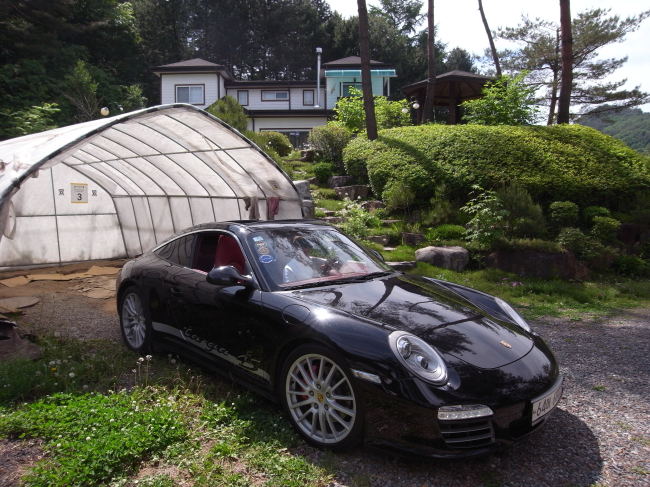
590 216 621 244
257 131 293 156
612 255 649 277
426 224 467 242
549 201 580 228
336 198 381 239
1 103 60 137
461 186 509 249
0 388 186 486
206 96 248 132
462 73 538 126
342 124 650 209
312 162 334 185
383 180 416 211
63 60 101 122
583 205 611 224
381 245 417 262
494 238 563 253
557 227 605 260
496 184 547 238
334 87 411 134
308 123 353 172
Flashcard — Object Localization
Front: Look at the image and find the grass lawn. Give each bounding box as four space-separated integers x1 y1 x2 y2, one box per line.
0 338 333 487
410 262 650 320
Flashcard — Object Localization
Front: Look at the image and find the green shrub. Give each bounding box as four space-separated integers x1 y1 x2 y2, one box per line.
257 131 293 156
336 198 381 239
461 186 509 249
583 206 611 224
612 255 649 277
557 227 605 260
333 87 410 134
426 224 467 242
549 201 579 228
341 124 650 208
312 162 334 185
496 184 546 238
308 123 353 172
494 238 563 253
383 180 416 211
591 216 621 244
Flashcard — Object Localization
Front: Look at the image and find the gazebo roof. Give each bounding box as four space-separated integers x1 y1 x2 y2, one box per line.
402 70 493 103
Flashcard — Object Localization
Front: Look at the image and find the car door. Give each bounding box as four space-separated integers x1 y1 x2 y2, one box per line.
167 230 275 386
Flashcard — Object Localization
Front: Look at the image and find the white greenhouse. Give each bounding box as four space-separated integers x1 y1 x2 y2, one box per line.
0 104 303 269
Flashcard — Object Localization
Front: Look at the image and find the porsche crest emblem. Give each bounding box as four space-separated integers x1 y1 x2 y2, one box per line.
500 340 512 349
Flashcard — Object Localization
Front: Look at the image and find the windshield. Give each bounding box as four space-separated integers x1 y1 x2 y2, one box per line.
247 226 390 289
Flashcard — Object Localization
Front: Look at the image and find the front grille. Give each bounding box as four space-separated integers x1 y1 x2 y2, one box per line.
439 418 495 448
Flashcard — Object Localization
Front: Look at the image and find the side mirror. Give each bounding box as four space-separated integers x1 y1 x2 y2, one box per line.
206 266 254 287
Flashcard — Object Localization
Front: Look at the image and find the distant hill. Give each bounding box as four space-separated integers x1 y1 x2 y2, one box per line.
577 107 650 155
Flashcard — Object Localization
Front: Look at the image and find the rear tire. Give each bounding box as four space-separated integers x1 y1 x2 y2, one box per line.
280 344 364 450
119 287 153 353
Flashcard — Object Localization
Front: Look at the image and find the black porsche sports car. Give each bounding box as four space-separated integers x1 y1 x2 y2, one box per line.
117 220 562 457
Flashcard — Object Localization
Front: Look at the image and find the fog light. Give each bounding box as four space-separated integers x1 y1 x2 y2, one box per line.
437 404 493 421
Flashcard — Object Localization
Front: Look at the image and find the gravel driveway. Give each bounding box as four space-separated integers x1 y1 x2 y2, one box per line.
2 267 648 486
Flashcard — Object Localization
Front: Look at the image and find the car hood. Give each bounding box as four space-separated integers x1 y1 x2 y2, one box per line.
289 274 533 369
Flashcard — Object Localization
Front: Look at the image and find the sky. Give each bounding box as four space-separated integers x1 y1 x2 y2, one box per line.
326 0 650 112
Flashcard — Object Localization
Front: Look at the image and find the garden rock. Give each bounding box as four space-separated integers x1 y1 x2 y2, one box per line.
0 320 42 362
402 232 425 246
301 199 315 218
381 219 401 225
328 175 353 188
361 200 385 211
335 185 370 200
416 246 469 272
368 235 389 245
486 249 586 279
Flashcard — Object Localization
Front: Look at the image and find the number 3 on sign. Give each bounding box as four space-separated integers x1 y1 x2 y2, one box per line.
71 183 88 204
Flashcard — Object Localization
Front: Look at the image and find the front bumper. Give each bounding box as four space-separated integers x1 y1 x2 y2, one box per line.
360 374 563 458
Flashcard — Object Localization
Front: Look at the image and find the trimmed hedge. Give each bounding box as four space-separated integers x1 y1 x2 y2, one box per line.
343 124 650 208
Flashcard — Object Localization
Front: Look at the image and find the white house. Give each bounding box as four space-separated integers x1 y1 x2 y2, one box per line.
153 56 397 147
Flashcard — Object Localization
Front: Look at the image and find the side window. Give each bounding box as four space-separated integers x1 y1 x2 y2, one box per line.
154 235 195 267
193 232 221 272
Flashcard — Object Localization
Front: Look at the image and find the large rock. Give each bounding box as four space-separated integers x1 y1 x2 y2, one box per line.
486 249 587 279
301 199 315 218
293 180 312 201
335 185 370 200
361 200 386 211
416 246 469 272
328 175 353 188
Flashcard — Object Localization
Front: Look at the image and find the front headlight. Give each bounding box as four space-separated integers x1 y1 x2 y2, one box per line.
388 331 448 385
495 297 531 332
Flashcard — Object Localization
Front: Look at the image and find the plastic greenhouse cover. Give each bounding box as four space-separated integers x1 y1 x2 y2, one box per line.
0 104 302 268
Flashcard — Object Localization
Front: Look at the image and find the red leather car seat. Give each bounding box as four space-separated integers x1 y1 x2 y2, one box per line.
214 235 246 274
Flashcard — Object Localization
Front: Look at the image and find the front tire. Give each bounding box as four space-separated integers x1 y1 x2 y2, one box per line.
119 287 153 353
281 344 363 449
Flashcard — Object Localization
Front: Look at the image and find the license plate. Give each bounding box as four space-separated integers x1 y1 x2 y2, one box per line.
531 376 563 423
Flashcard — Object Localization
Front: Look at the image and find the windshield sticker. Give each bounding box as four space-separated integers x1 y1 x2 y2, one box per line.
259 254 274 264
252 236 264 242
255 241 270 254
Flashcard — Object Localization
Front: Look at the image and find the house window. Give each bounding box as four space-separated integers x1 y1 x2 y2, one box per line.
342 83 362 97
237 90 249 106
303 90 314 106
176 85 204 105
261 90 289 101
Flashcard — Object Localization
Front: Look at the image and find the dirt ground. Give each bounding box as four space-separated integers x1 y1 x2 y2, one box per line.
0 262 648 486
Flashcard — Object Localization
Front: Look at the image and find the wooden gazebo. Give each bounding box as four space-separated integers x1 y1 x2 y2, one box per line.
402 70 493 124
